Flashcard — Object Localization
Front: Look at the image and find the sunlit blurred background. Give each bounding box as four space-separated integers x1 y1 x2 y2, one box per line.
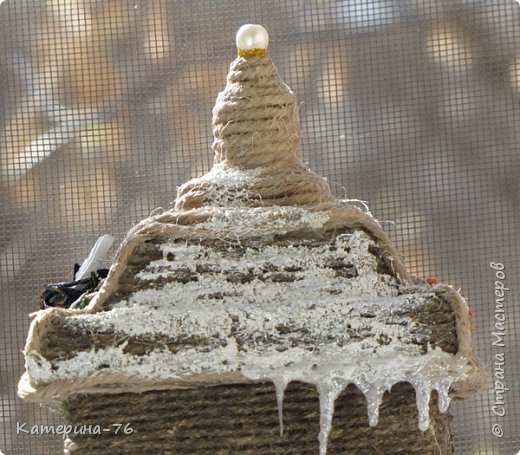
1 0 519 453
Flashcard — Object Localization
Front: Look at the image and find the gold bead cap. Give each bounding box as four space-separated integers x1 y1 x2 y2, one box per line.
238 48 266 58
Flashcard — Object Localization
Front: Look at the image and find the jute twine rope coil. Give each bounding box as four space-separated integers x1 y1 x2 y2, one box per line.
213 55 299 168
175 54 334 211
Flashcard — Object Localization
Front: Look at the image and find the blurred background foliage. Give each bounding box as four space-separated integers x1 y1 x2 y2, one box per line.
1 0 519 453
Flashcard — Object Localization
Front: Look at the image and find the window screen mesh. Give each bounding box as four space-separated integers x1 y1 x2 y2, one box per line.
1 1 519 453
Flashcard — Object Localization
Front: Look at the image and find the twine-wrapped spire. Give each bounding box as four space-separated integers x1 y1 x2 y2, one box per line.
175 24 334 211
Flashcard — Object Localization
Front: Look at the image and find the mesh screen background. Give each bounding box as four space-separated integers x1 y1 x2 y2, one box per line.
1 0 519 453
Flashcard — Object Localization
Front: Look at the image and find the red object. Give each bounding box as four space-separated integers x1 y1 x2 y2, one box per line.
423 276 474 318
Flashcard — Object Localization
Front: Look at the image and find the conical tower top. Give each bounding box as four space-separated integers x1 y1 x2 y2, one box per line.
175 25 334 210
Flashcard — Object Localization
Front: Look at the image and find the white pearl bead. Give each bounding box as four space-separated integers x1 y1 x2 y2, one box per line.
236 24 269 51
